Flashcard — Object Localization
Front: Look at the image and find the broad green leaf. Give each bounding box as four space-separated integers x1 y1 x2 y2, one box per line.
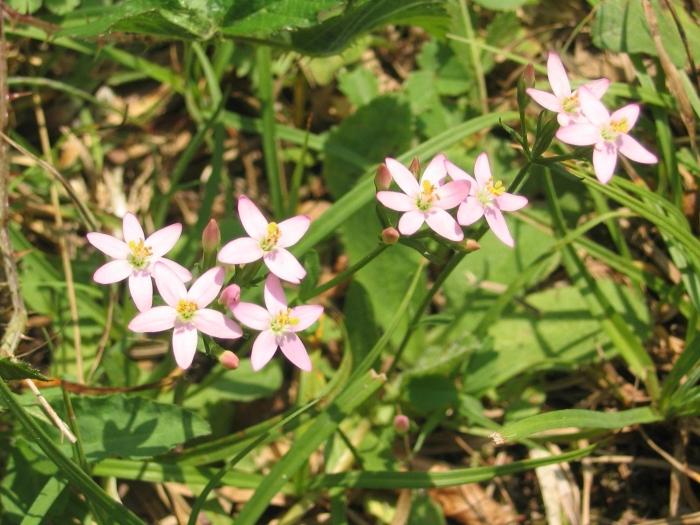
0 359 48 381
45 0 81 15
338 66 380 107
403 375 458 415
473 0 536 10
20 476 68 525
408 494 446 525
6 0 42 14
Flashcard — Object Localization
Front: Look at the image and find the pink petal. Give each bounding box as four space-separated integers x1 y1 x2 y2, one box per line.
556 123 599 146
398 210 425 235
435 180 470 210
377 191 414 212
128 306 176 332
264 273 288 313
457 198 484 226
155 258 192 282
86 232 128 259
582 78 610 99
426 208 463 242
617 134 657 164
233 302 271 330
279 332 311 371
496 193 528 212
579 87 609 126
218 237 265 265
473 153 492 187
421 154 447 185
146 223 182 257
122 213 145 243
172 325 198 369
129 271 153 312
593 142 619 184
263 248 306 284
385 157 420 195
277 215 311 248
289 304 323 332
445 161 477 187
484 207 514 247
93 259 131 284
547 52 571 98
187 266 225 308
153 262 187 307
193 309 242 339
238 195 268 240
526 88 561 112
250 330 279 371
610 104 640 130
557 112 579 127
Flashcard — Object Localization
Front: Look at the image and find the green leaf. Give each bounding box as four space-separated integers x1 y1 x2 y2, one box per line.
0 359 49 381
6 0 42 14
473 0 536 10
20 476 68 525
403 375 458 415
45 0 81 15
408 494 446 525
338 67 380 107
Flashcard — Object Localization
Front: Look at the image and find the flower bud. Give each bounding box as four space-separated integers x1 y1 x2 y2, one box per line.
463 239 481 252
219 284 241 310
393 414 410 434
381 227 400 245
202 219 221 254
375 163 392 191
523 63 535 88
219 351 240 370
408 157 420 176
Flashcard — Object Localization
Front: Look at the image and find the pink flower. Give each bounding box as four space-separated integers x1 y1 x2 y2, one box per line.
87 213 192 312
232 274 323 372
218 196 310 284
556 87 658 184
446 153 528 248
376 155 469 242
128 264 242 369
526 52 610 126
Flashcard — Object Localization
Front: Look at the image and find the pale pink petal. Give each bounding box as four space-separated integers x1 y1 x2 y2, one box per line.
581 78 610 99
264 273 288 313
187 267 225 308
496 193 528 212
263 248 306 284
579 87 609 126
377 191 414 212
557 112 578 127
457 198 484 226
129 271 153 312
277 215 311 248
238 196 269 240
610 104 640 130
426 208 463 242
232 302 271 330
155 258 192 282
593 142 619 184
153 262 187 307
445 161 477 187
279 332 312 371
93 259 131 284
289 304 323 332
250 330 279 371
526 88 561 112
385 157 419 195
617 134 657 164
146 223 182 257
128 306 176 332
172 325 198 369
398 210 425 235
193 309 242 339
421 154 447 185
218 237 265 265
122 213 145 243
484 207 514 247
473 152 492 187
547 52 571 98
86 232 128 259
556 123 599 146
435 180 470 210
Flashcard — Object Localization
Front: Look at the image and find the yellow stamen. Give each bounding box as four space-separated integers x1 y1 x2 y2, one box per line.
270 308 299 334
487 180 505 197
127 239 153 269
176 299 198 321
416 180 437 211
610 118 629 134
260 222 281 252
562 93 579 114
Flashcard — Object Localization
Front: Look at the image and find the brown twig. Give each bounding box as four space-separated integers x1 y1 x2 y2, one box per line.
30 372 181 395
640 428 700 484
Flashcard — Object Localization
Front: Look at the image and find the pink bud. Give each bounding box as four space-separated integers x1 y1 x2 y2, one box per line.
408 157 420 176
375 164 392 191
463 239 481 252
219 284 241 310
219 351 240 370
394 414 410 434
381 227 400 245
523 64 535 88
202 219 221 253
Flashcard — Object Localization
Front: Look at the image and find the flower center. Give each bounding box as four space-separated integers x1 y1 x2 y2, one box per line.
175 299 198 322
415 180 437 211
260 222 281 252
478 180 505 206
270 308 299 335
601 118 629 141
127 239 153 269
562 93 579 114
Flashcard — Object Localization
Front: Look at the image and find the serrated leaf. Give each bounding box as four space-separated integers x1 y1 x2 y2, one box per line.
0 359 49 381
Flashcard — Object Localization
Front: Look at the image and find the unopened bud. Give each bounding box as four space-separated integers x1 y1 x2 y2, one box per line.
219 284 241 310
202 219 221 253
394 414 410 434
219 351 240 370
381 227 400 245
523 64 535 88
464 239 481 252
375 163 392 191
408 157 420 176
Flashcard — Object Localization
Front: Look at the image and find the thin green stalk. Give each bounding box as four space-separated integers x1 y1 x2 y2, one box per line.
458 0 488 113
288 120 311 215
192 42 222 107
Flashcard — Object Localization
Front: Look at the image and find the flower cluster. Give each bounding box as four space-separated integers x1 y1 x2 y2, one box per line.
87 198 323 371
377 152 528 247
527 52 657 184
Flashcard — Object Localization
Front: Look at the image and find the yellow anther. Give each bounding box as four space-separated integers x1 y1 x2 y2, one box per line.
562 93 579 114
610 118 629 134
260 222 282 252
127 239 153 269
270 308 299 333
487 180 505 197
421 179 435 196
176 299 198 321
